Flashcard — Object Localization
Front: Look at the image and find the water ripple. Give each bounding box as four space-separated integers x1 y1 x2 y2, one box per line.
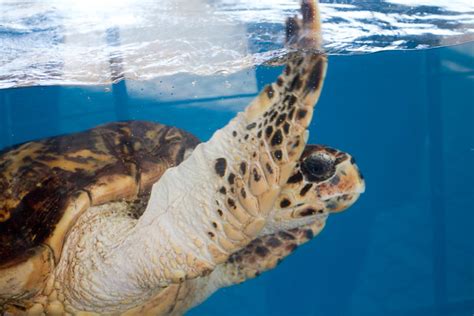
0 0 473 88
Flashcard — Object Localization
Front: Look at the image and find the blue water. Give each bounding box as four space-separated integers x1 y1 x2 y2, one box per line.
1 42 473 315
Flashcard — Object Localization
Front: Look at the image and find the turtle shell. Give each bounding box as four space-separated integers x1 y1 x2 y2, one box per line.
0 121 200 266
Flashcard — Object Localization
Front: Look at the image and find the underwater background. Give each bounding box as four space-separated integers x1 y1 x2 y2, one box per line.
1 1 473 315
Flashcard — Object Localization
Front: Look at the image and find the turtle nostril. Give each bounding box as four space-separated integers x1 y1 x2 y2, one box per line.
301 153 335 182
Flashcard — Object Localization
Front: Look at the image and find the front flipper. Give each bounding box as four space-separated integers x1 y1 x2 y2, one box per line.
169 220 327 315
44 1 330 313
221 219 327 284
77 3 329 308
137 0 328 285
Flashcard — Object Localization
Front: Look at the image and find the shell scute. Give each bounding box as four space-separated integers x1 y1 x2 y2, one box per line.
0 121 200 266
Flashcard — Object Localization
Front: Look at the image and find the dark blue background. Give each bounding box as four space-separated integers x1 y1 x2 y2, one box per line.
1 42 473 316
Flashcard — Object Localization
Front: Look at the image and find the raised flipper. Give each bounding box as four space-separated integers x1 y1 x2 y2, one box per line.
136 0 328 285
55 1 330 311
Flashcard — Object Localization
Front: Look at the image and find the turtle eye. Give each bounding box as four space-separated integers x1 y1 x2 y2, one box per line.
301 153 335 182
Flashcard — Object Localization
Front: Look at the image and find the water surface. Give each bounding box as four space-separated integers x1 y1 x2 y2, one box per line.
1 0 473 88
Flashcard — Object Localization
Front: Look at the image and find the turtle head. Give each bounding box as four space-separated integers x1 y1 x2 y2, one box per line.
299 145 365 213
267 144 365 231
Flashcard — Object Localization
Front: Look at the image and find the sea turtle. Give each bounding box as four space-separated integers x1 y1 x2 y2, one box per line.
0 1 365 315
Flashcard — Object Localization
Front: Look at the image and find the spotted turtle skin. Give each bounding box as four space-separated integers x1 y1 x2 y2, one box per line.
0 121 200 266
